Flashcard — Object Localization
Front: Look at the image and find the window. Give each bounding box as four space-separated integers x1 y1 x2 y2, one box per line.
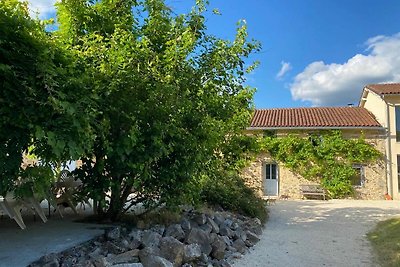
308 132 325 147
396 106 400 142
397 155 400 192
263 130 277 137
350 165 365 186
266 163 277 180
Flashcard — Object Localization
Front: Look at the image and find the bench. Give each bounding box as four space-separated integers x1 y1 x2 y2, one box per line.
299 184 326 200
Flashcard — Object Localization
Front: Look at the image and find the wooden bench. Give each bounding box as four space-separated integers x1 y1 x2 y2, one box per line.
299 184 326 200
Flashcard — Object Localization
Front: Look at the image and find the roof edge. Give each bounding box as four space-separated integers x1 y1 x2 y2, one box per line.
365 83 400 95
246 126 385 131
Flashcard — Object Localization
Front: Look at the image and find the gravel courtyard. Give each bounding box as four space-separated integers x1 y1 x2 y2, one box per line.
234 200 400 267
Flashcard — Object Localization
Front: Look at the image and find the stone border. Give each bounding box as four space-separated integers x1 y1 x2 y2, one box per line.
29 209 263 267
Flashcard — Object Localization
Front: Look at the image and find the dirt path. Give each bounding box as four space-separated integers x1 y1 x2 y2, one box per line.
234 200 400 267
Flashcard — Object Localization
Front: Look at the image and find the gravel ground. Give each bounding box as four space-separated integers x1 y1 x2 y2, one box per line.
233 200 400 267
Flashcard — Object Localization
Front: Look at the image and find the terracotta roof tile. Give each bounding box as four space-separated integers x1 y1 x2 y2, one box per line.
365 83 400 95
249 107 382 129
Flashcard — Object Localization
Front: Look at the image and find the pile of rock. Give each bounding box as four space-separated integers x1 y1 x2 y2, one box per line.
30 209 263 267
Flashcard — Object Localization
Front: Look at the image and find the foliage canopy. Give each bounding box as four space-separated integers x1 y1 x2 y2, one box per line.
0 0 94 195
0 0 262 221
54 0 260 220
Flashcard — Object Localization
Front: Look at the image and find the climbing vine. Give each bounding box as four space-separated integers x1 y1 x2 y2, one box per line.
261 130 382 198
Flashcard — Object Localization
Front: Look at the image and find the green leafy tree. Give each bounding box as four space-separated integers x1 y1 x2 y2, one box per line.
56 0 260 220
0 0 94 195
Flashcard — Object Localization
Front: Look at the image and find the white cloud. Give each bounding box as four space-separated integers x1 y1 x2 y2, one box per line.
290 33 400 106
26 0 57 18
276 61 292 79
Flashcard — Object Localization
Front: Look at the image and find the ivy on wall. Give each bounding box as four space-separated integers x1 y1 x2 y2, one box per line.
261 130 382 198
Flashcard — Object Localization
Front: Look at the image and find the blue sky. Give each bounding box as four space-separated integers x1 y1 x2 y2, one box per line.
28 0 400 108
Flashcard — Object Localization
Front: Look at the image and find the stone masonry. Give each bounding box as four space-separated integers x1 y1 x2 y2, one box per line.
242 130 387 200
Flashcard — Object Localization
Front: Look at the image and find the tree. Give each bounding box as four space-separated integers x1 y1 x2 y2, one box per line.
56 0 260 220
0 0 95 195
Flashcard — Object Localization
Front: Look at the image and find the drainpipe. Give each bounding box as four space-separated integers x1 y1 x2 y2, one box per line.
385 100 393 197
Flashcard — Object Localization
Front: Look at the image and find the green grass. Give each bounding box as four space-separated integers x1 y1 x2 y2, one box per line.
367 218 400 267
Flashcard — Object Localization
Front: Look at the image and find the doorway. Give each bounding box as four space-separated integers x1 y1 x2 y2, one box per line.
264 163 278 196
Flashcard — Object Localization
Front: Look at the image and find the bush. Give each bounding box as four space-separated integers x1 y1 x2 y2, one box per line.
201 173 267 223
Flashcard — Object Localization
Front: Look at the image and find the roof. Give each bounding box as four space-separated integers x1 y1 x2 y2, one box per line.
249 107 382 129
365 83 400 95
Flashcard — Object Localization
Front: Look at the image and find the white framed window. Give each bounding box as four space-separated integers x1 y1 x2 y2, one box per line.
397 155 400 192
396 106 400 142
350 164 365 187
265 163 277 180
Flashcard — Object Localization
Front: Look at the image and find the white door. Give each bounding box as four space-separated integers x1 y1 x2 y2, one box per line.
264 163 278 196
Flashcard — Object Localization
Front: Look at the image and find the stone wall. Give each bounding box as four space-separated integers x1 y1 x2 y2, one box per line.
241 153 266 197
354 136 387 199
242 130 387 200
241 153 317 199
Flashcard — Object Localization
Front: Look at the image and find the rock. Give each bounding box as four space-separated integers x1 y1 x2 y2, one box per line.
209 233 218 244
120 239 131 250
39 253 59 263
104 241 124 255
75 260 95 267
159 237 184 267
227 246 237 253
223 219 233 228
139 248 173 267
200 223 212 234
232 239 247 254
89 247 103 259
129 230 143 243
225 251 242 261
152 225 166 236
221 236 232 247
141 230 162 248
211 236 226 260
230 222 239 231
194 214 207 225
129 239 141 250
249 225 263 236
252 218 262 225
180 218 192 233
183 244 202 263
91 256 109 267
186 228 212 255
107 249 140 265
233 230 247 242
42 259 59 267
245 230 260 246
199 253 209 264
111 264 143 267
218 259 232 267
29 208 264 267
165 224 185 241
60 256 78 267
219 226 234 238
245 219 263 235
207 217 219 234
36 253 60 267
213 214 225 226
106 227 121 241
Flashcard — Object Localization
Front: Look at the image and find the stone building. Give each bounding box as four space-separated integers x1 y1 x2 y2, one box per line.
244 83 400 200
